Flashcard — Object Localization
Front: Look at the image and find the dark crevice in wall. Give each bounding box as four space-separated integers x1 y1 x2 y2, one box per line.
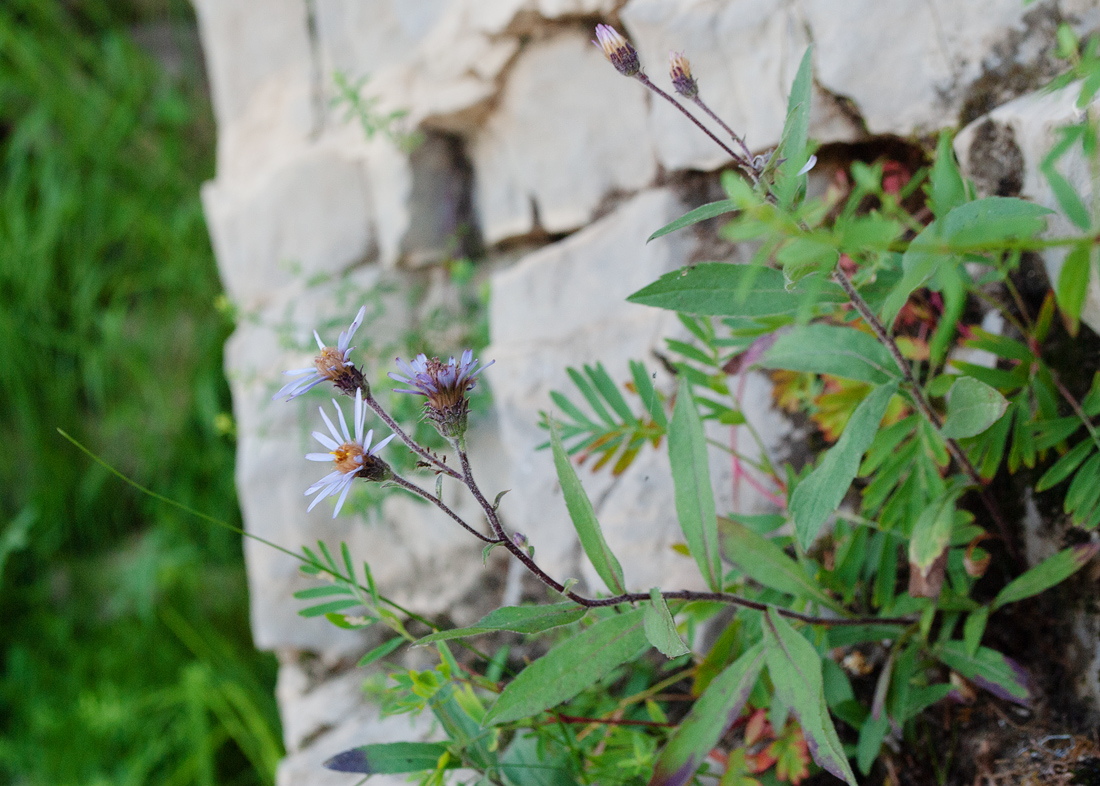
402 131 482 266
302 0 325 138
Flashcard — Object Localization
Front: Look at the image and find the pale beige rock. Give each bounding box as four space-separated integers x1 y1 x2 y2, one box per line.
316 0 522 134
202 144 377 307
472 32 658 244
802 0 1052 136
955 82 1100 334
487 188 787 591
191 0 316 178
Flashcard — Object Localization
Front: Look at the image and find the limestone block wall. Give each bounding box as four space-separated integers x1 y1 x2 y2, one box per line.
189 1 1100 782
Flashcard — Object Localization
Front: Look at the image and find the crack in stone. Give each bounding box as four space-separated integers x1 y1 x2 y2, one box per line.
302 0 325 139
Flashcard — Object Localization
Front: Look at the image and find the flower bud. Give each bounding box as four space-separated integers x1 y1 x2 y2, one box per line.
669 52 698 98
593 24 640 77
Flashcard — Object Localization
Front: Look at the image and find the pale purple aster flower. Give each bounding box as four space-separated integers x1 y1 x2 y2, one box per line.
593 24 640 77
305 389 395 517
388 350 493 438
273 305 367 401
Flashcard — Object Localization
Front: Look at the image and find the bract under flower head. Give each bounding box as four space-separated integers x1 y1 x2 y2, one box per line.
304 389 395 517
389 350 494 439
273 305 367 401
593 24 640 77
669 51 698 98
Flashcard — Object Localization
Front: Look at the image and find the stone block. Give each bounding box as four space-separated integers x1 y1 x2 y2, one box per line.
191 0 316 178
202 143 379 307
803 0 1062 136
472 31 658 244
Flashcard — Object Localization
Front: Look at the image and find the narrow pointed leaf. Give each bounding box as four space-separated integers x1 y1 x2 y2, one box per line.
772 46 814 208
992 543 1100 610
791 382 897 547
1036 439 1094 491
763 609 857 785
928 130 967 219
484 610 647 726
647 199 739 242
648 643 765 786
940 377 1010 439
669 377 721 591
415 602 587 645
644 588 690 658
549 419 626 594
717 517 843 612
324 742 456 774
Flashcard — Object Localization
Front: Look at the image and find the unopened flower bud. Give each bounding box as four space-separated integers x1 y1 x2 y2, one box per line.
669 52 698 98
593 24 640 77
512 532 528 549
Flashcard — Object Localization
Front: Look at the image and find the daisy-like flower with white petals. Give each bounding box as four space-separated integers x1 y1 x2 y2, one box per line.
389 349 493 439
273 305 368 401
305 389 395 517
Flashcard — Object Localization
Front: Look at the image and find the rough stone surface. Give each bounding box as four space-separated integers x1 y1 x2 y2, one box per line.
956 82 1100 334
202 144 376 306
803 0 1070 136
472 31 658 244
191 0 316 179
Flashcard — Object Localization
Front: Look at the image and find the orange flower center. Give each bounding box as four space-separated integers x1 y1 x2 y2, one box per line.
332 443 364 473
314 347 348 380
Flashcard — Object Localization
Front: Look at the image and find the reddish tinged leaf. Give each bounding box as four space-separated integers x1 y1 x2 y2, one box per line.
768 723 810 784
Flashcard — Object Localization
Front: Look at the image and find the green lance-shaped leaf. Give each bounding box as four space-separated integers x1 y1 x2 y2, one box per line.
790 382 898 548
415 602 588 645
627 263 844 318
772 46 814 208
939 377 1010 439
936 641 1031 705
718 516 843 612
644 588 690 658
483 610 648 726
324 742 457 774
761 323 899 385
647 199 739 243
549 419 627 595
880 219 950 328
909 482 967 580
648 643 765 786
668 377 722 591
927 129 968 220
763 609 857 785
992 543 1100 610
1056 242 1093 330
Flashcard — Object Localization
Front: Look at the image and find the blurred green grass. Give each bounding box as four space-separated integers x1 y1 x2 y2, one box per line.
0 1 282 783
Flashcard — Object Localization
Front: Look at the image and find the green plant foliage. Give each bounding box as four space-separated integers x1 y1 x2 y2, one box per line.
549 419 627 594
308 30 1100 786
0 2 281 784
483 611 649 726
668 376 722 592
